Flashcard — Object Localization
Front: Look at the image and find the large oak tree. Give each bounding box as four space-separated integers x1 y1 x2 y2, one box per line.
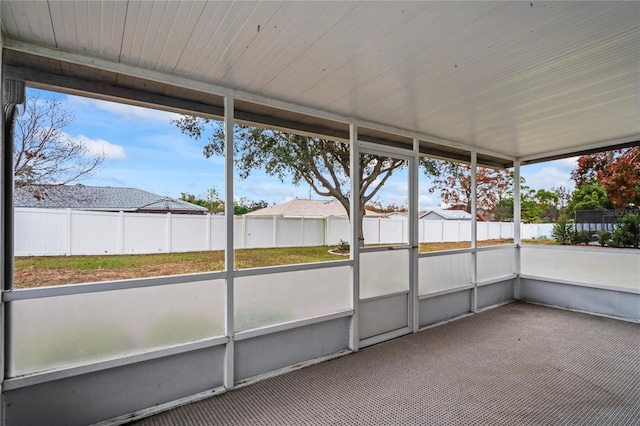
173 117 437 245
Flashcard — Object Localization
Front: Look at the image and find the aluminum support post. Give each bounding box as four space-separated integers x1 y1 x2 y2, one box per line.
223 95 235 389
470 152 478 312
409 139 420 332
513 160 522 300
349 124 360 351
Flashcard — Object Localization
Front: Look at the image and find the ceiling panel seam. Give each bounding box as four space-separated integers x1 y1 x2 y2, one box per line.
117 0 128 63
46 1 57 49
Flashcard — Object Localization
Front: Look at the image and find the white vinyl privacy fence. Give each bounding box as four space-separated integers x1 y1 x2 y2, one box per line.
14 208 553 256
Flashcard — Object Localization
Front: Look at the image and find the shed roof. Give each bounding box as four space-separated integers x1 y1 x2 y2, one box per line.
422 209 473 220
245 199 387 218
245 199 346 218
14 185 208 214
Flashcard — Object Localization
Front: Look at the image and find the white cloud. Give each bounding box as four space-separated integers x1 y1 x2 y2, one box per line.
235 180 307 204
66 95 179 122
419 193 439 211
524 166 574 192
71 134 127 160
522 156 579 192
553 156 579 169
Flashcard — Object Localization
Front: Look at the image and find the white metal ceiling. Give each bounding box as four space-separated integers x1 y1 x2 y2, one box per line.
1 1 639 162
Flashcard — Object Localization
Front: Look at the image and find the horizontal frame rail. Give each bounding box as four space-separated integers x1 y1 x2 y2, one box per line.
233 259 352 278
4 259 355 302
3 270 227 301
476 244 517 252
234 310 353 341
419 247 473 258
360 245 411 253
360 290 409 303
477 274 518 287
5 308 357 390
419 284 475 300
520 274 640 295
418 243 516 258
520 243 640 255
3 335 229 391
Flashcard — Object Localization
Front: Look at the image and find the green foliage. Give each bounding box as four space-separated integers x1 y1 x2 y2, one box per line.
552 216 575 245
566 180 611 216
172 117 439 244
492 178 563 223
235 198 269 215
572 148 640 210
233 204 249 215
180 187 223 213
180 188 268 215
610 215 640 248
172 118 416 207
572 230 590 245
337 239 350 252
517 188 561 223
595 230 611 247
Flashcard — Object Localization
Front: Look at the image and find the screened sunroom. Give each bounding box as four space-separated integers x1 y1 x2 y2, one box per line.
0 2 638 425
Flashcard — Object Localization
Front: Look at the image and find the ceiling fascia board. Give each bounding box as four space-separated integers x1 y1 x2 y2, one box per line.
4 38 514 163
352 117 513 162
358 141 414 160
3 38 236 96
4 64 226 119
519 135 640 165
5 64 351 141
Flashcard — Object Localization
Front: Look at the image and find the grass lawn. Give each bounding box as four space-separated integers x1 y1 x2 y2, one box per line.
14 239 554 288
418 238 556 252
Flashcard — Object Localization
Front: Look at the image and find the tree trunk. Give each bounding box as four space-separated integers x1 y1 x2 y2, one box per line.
339 198 366 248
358 207 366 248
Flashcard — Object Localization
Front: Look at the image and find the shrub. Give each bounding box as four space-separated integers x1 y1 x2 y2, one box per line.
572 230 590 245
611 215 640 248
552 217 574 245
337 239 350 252
595 230 611 246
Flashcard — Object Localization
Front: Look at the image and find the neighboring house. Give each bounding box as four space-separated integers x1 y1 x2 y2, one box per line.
245 198 388 218
14 185 209 215
420 209 472 221
384 211 408 220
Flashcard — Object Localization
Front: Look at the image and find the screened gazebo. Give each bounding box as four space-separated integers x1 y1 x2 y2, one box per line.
0 2 638 425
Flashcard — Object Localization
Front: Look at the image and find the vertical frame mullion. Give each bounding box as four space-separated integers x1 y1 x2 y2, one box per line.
409 138 420 332
0 44 6 403
348 124 360 351
223 95 235 389
470 151 478 312
513 160 522 300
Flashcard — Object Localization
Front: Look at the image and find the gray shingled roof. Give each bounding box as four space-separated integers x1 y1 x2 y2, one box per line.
14 185 208 214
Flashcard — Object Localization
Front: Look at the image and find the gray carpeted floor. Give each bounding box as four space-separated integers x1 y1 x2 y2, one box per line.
133 302 640 425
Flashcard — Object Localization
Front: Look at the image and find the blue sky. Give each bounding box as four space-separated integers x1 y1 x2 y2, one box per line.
27 87 576 209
